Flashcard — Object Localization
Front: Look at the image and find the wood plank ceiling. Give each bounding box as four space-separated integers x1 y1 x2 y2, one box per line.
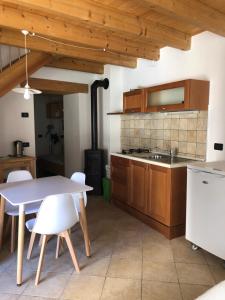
0 0 225 74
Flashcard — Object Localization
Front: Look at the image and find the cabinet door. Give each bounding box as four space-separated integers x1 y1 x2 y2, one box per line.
129 160 148 213
111 156 130 203
146 165 170 225
123 89 144 113
144 80 188 112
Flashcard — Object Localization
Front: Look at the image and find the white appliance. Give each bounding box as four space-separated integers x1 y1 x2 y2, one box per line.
186 161 225 259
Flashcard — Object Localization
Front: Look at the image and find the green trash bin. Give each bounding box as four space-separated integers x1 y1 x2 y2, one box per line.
102 177 111 202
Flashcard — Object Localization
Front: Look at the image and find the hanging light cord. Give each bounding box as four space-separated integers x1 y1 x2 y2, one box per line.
24 32 29 85
28 32 115 54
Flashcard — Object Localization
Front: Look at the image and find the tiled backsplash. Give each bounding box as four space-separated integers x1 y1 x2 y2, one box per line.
121 111 208 160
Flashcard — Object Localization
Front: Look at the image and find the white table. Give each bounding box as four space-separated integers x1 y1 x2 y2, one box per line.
0 175 93 285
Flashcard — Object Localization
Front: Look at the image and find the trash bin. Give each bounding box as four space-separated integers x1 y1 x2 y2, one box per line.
102 177 111 202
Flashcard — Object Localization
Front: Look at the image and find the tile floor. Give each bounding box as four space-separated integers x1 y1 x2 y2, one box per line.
0 196 224 300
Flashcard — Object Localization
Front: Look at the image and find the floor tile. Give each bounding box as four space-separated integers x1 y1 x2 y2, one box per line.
143 241 174 263
176 263 215 285
143 261 178 282
208 264 225 283
172 244 207 264
0 272 28 295
142 281 182 300
76 255 110 277
107 257 142 279
0 294 19 300
62 275 105 300
19 296 55 300
170 236 191 248
112 245 142 260
22 273 70 298
180 283 211 300
203 251 224 266
101 277 141 300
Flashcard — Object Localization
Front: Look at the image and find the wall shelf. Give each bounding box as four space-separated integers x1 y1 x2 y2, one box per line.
107 112 123 115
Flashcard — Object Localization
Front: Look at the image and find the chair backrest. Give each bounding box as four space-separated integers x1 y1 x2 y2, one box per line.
5 170 33 212
33 193 79 235
7 170 33 183
70 172 87 209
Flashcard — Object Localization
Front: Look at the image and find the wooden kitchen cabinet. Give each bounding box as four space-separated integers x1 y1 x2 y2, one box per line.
0 156 36 182
111 156 130 204
129 160 148 213
111 154 187 239
144 79 209 112
123 89 145 113
146 165 170 225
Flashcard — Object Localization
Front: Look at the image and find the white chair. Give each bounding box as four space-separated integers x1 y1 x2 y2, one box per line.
26 193 80 285
70 172 87 212
5 170 40 253
55 172 87 258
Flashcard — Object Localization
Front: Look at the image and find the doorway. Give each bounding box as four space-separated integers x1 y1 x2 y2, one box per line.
34 93 64 177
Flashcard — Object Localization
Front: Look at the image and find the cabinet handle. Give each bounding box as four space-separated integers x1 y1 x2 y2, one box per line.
161 107 166 110
202 180 208 184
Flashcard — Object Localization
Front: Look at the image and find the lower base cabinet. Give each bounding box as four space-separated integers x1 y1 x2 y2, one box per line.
111 155 187 239
146 165 170 225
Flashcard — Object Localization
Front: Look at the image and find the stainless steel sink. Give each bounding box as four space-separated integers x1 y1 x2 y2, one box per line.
129 152 193 164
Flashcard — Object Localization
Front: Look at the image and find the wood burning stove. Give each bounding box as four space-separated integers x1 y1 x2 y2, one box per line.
84 78 109 195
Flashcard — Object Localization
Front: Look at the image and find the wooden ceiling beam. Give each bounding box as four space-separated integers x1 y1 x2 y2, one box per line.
21 78 88 95
47 57 104 74
0 0 190 50
0 51 51 97
0 28 137 68
0 4 159 61
142 0 225 37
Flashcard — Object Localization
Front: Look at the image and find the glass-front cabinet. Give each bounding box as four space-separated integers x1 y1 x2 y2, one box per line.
144 79 209 112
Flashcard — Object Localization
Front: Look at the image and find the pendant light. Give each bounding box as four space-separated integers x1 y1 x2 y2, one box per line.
13 30 42 99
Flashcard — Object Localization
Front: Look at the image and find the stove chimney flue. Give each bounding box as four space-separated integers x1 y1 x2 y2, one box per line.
91 78 109 150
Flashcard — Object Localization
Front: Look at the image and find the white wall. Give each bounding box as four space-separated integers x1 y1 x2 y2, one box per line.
119 32 225 161
0 92 35 156
0 66 98 176
101 66 123 157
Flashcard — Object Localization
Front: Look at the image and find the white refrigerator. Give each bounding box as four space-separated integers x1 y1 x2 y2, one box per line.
186 161 225 260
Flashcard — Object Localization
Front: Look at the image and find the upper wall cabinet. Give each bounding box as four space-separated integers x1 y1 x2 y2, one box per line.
144 79 209 112
123 89 145 113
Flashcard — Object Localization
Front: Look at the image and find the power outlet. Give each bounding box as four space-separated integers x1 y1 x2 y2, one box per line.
23 142 30 147
214 143 223 151
21 112 29 118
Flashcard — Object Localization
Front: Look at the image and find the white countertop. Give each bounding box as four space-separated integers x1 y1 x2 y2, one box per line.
111 152 195 168
187 160 225 175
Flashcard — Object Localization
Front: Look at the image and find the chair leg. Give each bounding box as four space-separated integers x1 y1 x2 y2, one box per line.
55 236 61 259
39 234 43 247
63 230 80 273
10 216 17 253
27 232 36 260
79 213 84 233
35 234 48 286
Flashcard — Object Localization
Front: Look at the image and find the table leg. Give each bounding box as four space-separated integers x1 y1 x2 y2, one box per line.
0 196 5 250
79 193 91 257
17 204 25 286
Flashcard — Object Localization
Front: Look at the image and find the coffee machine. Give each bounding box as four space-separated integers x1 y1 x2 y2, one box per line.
13 140 24 157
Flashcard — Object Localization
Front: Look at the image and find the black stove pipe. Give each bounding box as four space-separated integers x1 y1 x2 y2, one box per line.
91 78 109 150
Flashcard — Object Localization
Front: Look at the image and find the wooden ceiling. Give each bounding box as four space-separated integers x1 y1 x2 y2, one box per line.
0 0 225 74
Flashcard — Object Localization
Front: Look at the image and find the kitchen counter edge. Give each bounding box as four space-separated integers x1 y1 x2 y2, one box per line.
111 153 192 168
